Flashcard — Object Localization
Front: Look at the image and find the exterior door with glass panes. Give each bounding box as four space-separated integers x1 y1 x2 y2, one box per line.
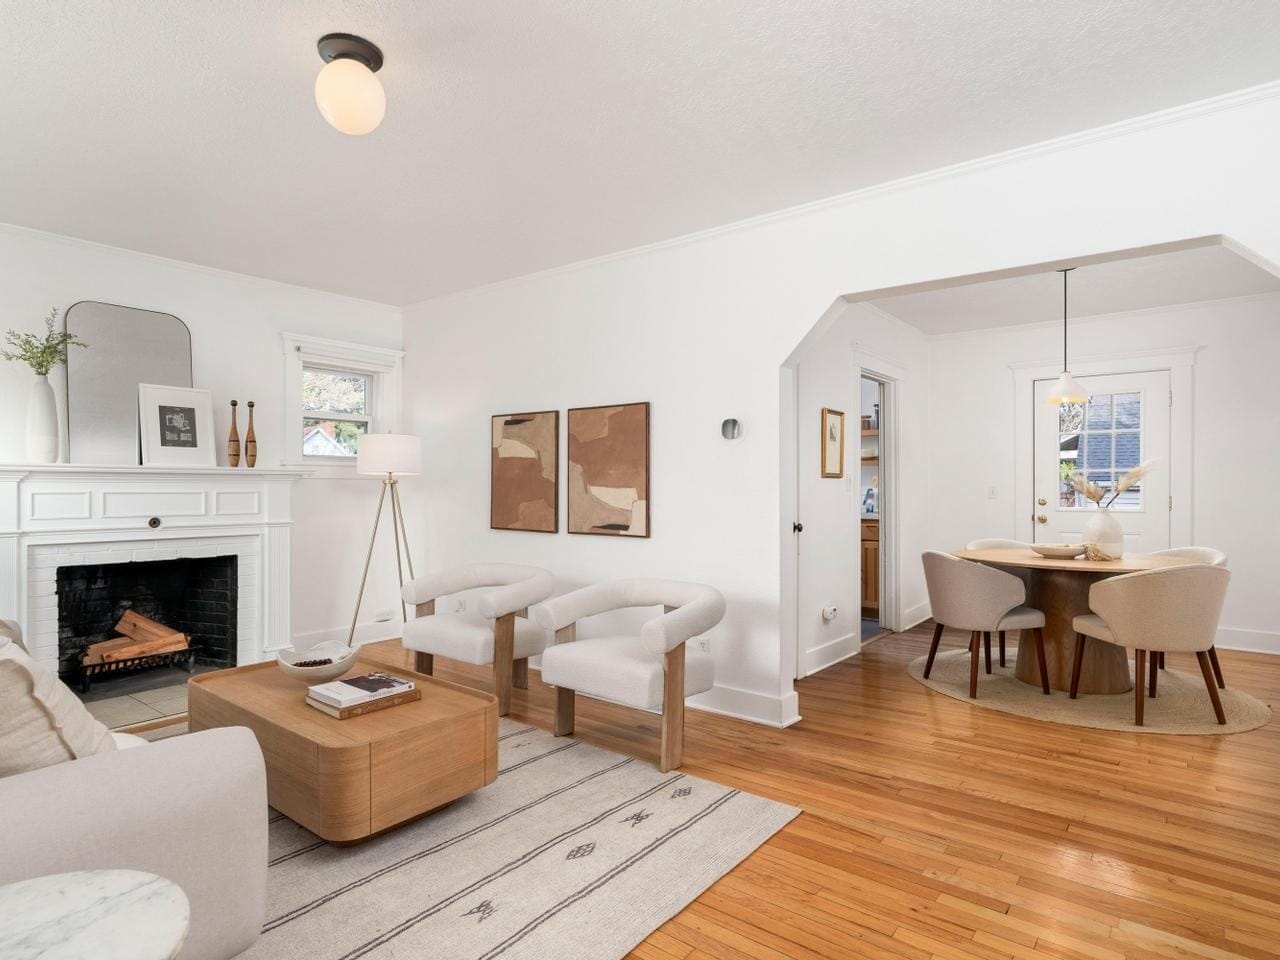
1033 371 1171 553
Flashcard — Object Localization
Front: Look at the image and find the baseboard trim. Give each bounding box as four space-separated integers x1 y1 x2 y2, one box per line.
901 601 932 632
286 620 403 651
1214 627 1280 655
798 631 859 678
689 682 802 728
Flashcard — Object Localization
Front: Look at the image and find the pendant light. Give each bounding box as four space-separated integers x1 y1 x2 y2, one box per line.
1045 268 1089 404
315 33 386 136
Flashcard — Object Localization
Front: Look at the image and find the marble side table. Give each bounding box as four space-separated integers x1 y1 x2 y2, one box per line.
0 869 189 960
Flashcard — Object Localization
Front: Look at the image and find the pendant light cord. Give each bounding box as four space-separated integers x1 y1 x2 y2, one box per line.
1060 268 1074 372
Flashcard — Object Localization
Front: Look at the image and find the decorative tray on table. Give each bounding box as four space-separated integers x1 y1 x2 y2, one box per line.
1030 543 1086 559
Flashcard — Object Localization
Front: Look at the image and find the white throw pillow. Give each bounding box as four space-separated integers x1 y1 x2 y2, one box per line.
0 634 116 777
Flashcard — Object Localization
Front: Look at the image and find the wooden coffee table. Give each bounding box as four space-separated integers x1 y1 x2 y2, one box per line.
189 657 497 843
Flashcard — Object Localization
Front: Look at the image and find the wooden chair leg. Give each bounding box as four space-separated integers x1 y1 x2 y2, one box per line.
923 622 944 678
1207 646 1225 689
968 631 980 699
1134 650 1146 726
1158 651 1166 670
998 630 1006 668
660 646 686 771
1197 650 1227 725
983 632 992 674
554 686 576 736
1032 627 1050 695
493 612 515 717
512 657 529 690
1148 650 1158 698
413 651 434 675
1069 633 1086 699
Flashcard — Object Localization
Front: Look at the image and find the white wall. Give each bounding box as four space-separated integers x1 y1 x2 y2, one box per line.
927 293 1280 652
0 225 405 646
790 302 929 677
401 86 1280 725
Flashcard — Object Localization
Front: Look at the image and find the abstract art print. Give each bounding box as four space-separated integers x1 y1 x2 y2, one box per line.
567 402 650 537
491 410 559 532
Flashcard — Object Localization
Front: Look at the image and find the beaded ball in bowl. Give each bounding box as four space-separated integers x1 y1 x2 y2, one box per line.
276 640 360 682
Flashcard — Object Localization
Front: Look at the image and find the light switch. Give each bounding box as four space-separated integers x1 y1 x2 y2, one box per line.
987 486 998 500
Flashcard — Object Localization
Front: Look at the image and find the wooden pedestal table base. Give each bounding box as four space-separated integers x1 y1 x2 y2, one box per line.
1014 568 1131 694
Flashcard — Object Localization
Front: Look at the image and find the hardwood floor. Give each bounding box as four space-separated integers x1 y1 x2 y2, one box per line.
363 624 1280 960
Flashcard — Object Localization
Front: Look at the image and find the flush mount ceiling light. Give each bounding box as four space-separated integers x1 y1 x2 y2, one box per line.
315 33 385 136
1045 267 1089 405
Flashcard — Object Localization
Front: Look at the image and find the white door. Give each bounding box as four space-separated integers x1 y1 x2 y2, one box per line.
1033 371 1171 553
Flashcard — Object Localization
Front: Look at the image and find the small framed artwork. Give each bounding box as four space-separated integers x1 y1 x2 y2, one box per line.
491 410 559 533
820 407 845 478
138 384 216 467
568 402 650 537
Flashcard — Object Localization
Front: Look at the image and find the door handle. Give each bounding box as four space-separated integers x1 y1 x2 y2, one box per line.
1037 514 1048 524
792 521 803 534
1037 498 1047 506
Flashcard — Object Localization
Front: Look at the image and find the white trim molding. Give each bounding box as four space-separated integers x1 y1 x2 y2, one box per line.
1011 346 1198 547
281 332 405 477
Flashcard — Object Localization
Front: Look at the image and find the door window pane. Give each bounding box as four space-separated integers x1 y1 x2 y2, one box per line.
1058 390 1143 511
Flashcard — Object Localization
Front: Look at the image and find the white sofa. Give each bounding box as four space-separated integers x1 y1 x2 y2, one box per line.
0 620 268 960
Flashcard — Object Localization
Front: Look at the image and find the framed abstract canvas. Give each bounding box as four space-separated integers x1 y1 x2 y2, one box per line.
567 402 650 537
820 407 845 478
138 383 216 467
491 410 559 532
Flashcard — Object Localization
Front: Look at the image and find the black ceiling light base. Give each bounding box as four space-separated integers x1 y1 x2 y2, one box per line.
317 33 384 73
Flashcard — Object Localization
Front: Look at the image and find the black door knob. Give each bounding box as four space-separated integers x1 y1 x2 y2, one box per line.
792 521 803 533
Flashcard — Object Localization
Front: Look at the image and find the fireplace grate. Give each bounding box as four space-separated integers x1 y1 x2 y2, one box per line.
78 646 196 694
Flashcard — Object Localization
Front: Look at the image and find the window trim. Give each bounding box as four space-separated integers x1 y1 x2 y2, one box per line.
283 333 404 476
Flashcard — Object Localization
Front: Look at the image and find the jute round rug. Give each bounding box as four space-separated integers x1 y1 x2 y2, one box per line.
908 648 1272 735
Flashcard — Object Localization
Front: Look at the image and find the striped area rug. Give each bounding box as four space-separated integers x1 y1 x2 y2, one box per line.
242 719 798 960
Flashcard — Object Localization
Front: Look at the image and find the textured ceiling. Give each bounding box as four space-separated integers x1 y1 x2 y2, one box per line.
871 244 1280 335
1 2 1279 305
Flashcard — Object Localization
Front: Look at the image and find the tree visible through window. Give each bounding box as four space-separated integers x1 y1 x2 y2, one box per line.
302 368 370 457
1058 392 1142 510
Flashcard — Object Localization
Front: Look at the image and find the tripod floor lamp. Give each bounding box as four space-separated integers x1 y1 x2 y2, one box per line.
349 432 422 645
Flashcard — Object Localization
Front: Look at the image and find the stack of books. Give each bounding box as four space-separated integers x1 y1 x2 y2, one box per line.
307 672 420 719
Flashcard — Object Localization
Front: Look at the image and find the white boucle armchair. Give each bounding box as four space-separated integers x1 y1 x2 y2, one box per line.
401 563 555 715
529 579 725 771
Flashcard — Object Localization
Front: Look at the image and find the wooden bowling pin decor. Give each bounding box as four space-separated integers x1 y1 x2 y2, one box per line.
245 401 258 467
227 400 241 467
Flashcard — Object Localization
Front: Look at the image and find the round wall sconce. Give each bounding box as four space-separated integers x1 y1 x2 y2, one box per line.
315 33 386 136
720 418 744 441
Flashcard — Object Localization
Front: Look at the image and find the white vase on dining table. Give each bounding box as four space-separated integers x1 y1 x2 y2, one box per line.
1083 507 1124 561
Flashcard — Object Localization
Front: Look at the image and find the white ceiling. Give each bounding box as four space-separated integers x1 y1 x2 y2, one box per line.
869 244 1280 335
2 2 1279 305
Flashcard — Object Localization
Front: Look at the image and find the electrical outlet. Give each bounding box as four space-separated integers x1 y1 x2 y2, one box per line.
692 637 710 654
454 598 467 613
373 609 393 623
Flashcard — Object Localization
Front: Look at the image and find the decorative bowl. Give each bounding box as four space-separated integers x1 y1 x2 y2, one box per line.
1031 543 1087 559
276 640 360 683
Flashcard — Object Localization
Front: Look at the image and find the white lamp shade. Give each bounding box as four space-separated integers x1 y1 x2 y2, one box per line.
357 433 421 476
315 58 386 135
1045 370 1090 405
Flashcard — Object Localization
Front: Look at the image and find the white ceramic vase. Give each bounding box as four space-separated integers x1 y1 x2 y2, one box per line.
1083 507 1124 561
25 374 59 463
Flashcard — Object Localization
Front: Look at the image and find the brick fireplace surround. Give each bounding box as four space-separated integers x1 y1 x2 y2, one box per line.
0 464 308 676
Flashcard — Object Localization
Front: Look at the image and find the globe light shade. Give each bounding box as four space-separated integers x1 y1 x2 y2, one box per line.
357 433 421 476
315 57 386 135
1045 370 1090 405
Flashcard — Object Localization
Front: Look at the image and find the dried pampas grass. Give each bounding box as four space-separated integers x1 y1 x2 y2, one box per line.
1070 459 1159 508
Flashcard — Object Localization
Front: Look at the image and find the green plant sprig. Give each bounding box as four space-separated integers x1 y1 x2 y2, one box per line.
1 309 88 375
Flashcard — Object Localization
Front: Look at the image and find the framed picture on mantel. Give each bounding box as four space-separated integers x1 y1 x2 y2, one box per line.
138 383 216 467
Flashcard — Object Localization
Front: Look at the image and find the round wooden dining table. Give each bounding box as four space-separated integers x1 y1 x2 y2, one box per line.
952 547 1191 694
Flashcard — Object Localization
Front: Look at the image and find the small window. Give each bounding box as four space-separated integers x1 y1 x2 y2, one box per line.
302 367 371 458
1057 391 1143 510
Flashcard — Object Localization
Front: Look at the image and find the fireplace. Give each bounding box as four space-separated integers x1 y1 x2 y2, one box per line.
57 555 239 686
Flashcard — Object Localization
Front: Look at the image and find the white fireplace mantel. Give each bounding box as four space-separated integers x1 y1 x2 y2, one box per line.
0 463 311 672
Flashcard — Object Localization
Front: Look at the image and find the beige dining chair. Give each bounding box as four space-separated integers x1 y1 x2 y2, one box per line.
1070 565 1231 726
964 539 1034 667
922 551 1049 698
1150 547 1228 686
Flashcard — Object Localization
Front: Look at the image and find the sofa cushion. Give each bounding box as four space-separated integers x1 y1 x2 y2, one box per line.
401 612 550 666
0 635 116 778
540 636 715 710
